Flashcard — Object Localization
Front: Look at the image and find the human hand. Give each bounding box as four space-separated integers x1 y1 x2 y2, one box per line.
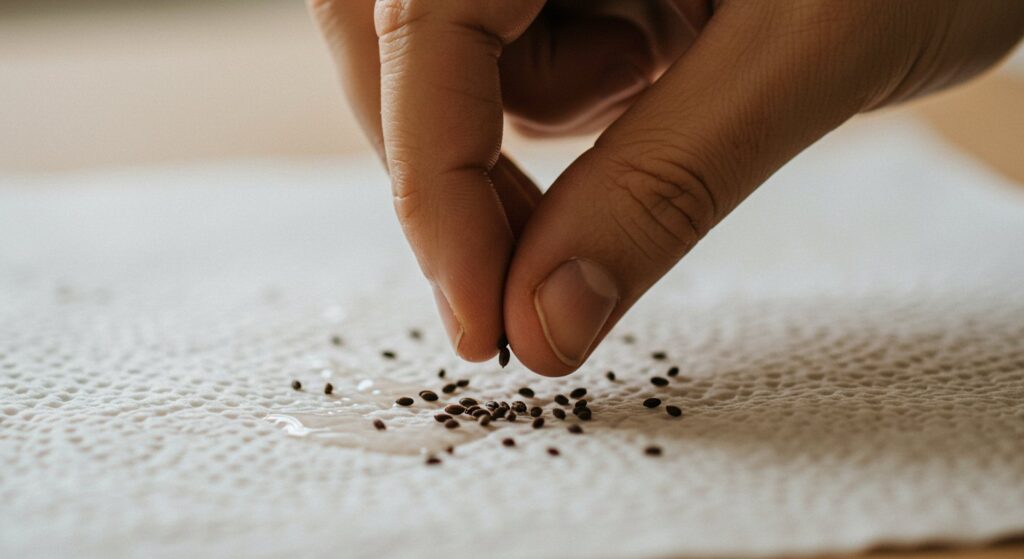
311 0 1023 375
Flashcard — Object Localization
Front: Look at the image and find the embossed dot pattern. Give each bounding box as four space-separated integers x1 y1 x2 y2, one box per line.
1 121 1023 558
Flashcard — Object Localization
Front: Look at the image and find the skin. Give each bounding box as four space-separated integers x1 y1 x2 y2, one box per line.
310 0 1024 376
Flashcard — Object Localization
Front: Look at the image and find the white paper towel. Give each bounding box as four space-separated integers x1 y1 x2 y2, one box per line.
1 117 1023 559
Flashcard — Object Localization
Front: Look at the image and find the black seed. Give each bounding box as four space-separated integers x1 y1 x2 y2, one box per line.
622 334 636 344
507 412 517 422
330 335 343 346
552 408 566 420
574 399 588 409
666 405 682 417
465 405 481 415
518 387 535 398
444 404 465 415
324 383 334 395
512 401 527 413
419 390 438 402
471 408 489 418
445 419 460 429
456 379 470 388
434 413 452 423
459 397 478 407
445 446 454 454
606 371 616 381
575 408 592 421
426 456 442 465
530 406 542 418
532 417 545 429
373 419 386 431
442 383 458 394
499 401 510 410
396 397 414 406
492 407 507 419
485 401 499 410
643 398 662 408
554 394 569 406
409 329 422 340
438 368 446 378
651 351 667 360
479 415 492 427
502 437 515 447
498 347 511 368
645 446 662 456
569 388 587 399
568 425 584 434
651 376 669 387
382 350 397 359
291 380 302 391
667 366 679 377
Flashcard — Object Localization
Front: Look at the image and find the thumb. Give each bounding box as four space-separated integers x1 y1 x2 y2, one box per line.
504 3 894 376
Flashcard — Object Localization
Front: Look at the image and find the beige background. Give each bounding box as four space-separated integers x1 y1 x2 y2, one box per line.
0 2 1021 557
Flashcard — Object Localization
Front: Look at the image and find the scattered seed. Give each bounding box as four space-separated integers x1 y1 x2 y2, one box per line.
382 350 397 359
426 456 442 465
442 383 458 394
645 445 662 456
396 397 414 406
574 399 588 409
512 401 527 414
518 387 535 398
651 376 669 387
419 390 439 402
570 388 587 399
552 408 566 420
492 407 507 419
651 351 667 360
291 380 302 391
434 413 452 423
574 408 592 421
622 334 636 344
485 401 499 410
479 415 492 427
409 329 422 340
547 447 560 457
472 408 490 418
667 366 680 377
643 398 662 408
438 368 446 379
444 404 465 415
445 446 454 454
532 417 545 429
324 383 334 395
666 405 682 417
456 379 470 388
498 347 510 368
445 419 460 429
502 437 516 447
568 425 584 434
373 419 386 431
507 412 517 422
530 406 543 418
554 394 569 406
459 397 478 407
606 371 616 381
465 405 481 416
330 335 343 346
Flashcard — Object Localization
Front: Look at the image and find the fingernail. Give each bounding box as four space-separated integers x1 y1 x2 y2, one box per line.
432 283 463 353
534 258 619 367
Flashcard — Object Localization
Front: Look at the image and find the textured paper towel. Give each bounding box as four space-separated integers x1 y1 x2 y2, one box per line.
1 117 1023 559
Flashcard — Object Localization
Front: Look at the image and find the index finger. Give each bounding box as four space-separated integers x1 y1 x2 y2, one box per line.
374 0 544 360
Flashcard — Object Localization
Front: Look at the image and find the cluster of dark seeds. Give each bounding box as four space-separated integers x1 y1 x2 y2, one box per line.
643 365 686 418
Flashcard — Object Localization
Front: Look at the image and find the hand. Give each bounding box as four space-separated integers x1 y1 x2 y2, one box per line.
311 0 1024 375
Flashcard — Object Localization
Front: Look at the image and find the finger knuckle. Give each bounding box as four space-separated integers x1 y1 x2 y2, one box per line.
600 146 718 260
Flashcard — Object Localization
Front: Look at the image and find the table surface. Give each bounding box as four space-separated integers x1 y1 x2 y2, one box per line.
0 2 1021 557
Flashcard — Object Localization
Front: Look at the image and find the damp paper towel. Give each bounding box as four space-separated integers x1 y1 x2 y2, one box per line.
1 116 1023 559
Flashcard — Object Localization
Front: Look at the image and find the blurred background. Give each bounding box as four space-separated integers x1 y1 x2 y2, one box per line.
1 0 1022 183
